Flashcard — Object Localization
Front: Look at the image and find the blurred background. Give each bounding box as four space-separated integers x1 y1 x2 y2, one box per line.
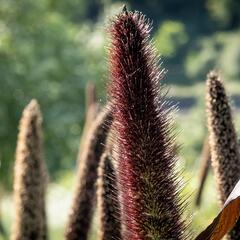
0 0 240 239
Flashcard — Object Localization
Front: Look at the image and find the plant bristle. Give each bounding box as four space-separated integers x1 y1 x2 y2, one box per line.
108 9 187 240
206 71 240 239
64 107 113 240
97 151 122 240
11 99 48 240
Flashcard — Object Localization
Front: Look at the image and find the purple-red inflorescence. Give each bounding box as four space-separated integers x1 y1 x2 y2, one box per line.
108 8 187 240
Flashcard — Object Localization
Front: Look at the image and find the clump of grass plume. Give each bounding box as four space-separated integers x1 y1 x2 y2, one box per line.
206 71 240 239
65 107 113 240
108 7 188 240
97 150 122 240
11 99 48 240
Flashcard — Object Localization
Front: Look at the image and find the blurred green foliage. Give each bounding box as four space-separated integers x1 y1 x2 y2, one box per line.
206 0 240 28
186 31 240 82
0 0 107 189
0 0 239 191
155 21 188 57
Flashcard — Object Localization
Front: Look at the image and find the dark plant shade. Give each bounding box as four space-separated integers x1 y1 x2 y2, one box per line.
206 71 240 239
97 151 122 240
11 99 48 240
64 107 113 240
195 135 211 207
0 213 7 240
108 8 187 240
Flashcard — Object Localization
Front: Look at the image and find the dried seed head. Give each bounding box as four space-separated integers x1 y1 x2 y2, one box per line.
97 151 122 240
108 9 187 240
65 107 113 240
11 99 48 240
206 71 240 239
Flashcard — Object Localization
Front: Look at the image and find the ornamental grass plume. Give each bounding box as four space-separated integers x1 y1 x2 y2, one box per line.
11 99 48 240
108 7 188 240
195 135 211 207
206 71 240 239
97 150 122 240
65 107 113 240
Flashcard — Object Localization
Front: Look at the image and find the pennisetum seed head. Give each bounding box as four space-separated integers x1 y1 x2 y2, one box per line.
206 71 240 239
108 8 188 240
11 99 48 240
97 150 122 240
65 106 113 240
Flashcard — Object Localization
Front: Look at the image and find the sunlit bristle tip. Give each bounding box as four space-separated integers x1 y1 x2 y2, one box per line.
122 5 128 14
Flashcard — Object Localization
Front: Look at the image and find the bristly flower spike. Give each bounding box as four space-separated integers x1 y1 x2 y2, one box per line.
11 99 48 240
108 8 188 240
65 107 113 240
206 71 240 239
97 151 122 240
